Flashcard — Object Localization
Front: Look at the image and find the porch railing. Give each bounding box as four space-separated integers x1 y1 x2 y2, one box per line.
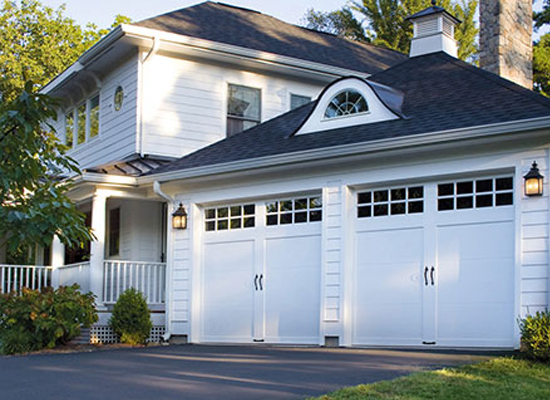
58 261 91 293
0 264 52 294
103 260 166 305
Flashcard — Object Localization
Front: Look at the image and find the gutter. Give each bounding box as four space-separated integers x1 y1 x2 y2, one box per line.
139 115 550 184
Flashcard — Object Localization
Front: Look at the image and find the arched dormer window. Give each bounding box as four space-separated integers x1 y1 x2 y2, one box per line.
324 90 368 119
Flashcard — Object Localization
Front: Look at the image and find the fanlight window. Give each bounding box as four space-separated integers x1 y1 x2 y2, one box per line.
324 90 368 119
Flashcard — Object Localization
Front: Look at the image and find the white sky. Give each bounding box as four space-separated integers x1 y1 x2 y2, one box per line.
40 0 549 39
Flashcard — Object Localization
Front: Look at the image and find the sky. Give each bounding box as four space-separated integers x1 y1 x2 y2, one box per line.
40 0 549 39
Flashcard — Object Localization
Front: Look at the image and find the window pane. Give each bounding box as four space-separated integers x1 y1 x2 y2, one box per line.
373 204 388 216
496 193 513 206
217 220 228 230
65 111 74 147
373 190 388 203
109 208 120 256
438 198 454 211
309 196 322 209
228 85 261 120
266 215 278 225
409 201 424 214
358 205 371 218
408 187 424 199
295 211 307 223
295 198 308 210
310 210 322 221
358 192 371 204
457 196 473 209
457 181 473 194
476 194 493 208
476 179 492 193
391 202 406 215
438 183 454 196
391 188 406 201
496 177 513 191
205 209 215 219
243 217 255 228
217 207 228 218
230 206 242 217
77 104 86 144
280 213 292 224
89 95 100 138
266 202 278 214
243 204 255 215
290 94 311 110
230 218 241 229
205 221 215 231
280 200 293 212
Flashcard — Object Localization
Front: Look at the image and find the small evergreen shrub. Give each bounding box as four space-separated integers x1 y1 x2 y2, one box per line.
519 310 550 362
109 288 152 345
0 285 98 355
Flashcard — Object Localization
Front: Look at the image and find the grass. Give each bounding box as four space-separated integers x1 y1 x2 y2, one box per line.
308 357 550 400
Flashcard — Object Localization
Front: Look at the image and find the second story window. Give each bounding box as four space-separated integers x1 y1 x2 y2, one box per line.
290 94 311 110
65 110 74 147
227 84 260 137
64 94 100 148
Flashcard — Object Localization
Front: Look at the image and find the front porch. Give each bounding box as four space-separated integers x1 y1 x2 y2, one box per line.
0 181 171 342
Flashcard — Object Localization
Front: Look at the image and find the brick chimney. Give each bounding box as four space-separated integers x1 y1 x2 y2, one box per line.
479 0 533 89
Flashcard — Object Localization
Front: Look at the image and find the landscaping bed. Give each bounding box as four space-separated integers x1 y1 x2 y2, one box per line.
309 358 550 400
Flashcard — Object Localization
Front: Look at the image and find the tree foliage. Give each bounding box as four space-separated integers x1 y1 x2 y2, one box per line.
302 7 370 42
302 0 479 62
0 82 93 253
534 0 550 30
0 0 130 102
534 34 550 96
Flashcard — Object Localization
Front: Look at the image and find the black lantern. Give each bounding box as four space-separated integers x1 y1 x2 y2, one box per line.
524 162 544 197
172 203 188 229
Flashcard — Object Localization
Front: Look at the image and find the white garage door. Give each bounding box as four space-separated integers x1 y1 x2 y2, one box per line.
201 196 322 344
353 177 515 348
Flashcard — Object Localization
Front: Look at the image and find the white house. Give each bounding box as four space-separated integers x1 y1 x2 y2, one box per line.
3 1 549 348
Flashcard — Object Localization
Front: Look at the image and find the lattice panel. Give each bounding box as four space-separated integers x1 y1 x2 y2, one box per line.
89 325 166 344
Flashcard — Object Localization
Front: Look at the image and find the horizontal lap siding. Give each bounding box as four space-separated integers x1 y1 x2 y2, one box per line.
142 54 322 159
55 55 139 170
521 153 549 315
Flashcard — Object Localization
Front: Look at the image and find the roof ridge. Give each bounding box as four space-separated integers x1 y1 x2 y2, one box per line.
214 2 262 14
442 54 550 109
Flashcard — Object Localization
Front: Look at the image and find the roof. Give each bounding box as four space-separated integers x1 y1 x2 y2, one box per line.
148 52 550 176
406 6 461 24
85 156 173 177
135 1 406 75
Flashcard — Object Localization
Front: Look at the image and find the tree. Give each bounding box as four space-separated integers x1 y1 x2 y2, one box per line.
0 0 130 102
534 0 550 30
302 7 370 42
302 0 479 62
533 34 550 96
0 82 93 256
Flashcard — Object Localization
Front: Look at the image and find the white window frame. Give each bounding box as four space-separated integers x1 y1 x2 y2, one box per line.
64 93 101 149
226 83 262 137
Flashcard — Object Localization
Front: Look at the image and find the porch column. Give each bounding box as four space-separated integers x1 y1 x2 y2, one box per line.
50 235 65 287
90 192 108 306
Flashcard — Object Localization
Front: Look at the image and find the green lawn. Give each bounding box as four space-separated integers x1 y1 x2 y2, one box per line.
308 358 550 400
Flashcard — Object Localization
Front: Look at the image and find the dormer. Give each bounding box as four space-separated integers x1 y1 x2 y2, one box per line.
294 77 404 136
407 2 461 58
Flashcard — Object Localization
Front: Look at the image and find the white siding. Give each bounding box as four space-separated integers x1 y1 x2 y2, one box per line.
520 153 549 316
52 55 139 170
141 53 323 159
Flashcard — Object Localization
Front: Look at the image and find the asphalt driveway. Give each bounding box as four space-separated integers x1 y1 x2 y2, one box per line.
0 345 500 400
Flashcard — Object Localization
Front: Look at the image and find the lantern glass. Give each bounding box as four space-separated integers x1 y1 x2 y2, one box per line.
172 203 188 230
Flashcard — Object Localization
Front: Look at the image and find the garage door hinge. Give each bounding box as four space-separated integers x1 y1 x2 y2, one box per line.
422 341 436 345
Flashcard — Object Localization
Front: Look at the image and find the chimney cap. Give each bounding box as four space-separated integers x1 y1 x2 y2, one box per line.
406 6 462 24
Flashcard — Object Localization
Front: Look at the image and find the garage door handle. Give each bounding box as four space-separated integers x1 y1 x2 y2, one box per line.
430 266 435 286
259 274 263 291
424 267 429 286
254 274 258 291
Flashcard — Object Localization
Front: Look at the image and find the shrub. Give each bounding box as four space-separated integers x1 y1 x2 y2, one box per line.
0 284 98 355
519 310 550 362
109 288 152 345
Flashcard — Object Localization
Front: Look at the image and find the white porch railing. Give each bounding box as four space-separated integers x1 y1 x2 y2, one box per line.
103 260 166 305
58 261 91 293
0 264 52 294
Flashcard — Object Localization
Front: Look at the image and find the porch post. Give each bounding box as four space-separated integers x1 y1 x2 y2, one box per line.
90 192 108 306
50 235 65 287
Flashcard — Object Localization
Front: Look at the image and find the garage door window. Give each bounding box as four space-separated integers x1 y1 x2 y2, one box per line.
357 186 424 218
205 204 255 231
266 195 322 226
437 177 513 211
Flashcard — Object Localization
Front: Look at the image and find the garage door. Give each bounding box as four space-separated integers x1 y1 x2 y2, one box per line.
353 177 515 348
201 196 322 344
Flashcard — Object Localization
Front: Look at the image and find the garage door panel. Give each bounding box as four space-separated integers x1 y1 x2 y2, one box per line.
264 236 321 343
436 220 515 346
353 228 424 345
202 241 255 342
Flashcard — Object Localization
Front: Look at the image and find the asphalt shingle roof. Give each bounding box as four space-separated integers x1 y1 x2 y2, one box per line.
135 1 406 75
149 52 550 176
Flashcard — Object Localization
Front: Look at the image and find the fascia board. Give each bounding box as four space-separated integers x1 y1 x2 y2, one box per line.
140 116 550 184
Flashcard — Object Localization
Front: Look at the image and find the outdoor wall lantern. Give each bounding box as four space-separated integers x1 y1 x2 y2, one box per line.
524 161 544 197
172 203 188 230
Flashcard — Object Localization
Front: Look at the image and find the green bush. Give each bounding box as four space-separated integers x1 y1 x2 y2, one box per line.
109 288 152 345
0 284 98 355
519 310 550 362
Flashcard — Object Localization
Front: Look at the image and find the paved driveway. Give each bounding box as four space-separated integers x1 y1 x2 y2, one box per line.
0 345 500 400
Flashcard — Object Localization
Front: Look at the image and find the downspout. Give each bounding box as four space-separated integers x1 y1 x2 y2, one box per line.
137 36 160 158
153 181 174 342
